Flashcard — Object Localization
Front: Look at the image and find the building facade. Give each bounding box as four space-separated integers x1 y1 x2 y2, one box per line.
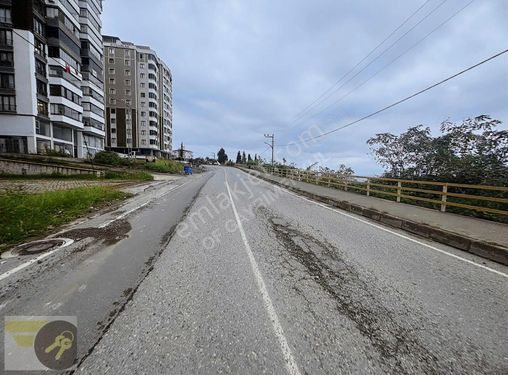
0 0 105 158
103 35 172 157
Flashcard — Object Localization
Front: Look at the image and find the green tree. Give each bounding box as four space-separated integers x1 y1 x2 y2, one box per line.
236 151 242 164
247 154 252 162
242 151 246 164
367 115 508 185
217 148 228 164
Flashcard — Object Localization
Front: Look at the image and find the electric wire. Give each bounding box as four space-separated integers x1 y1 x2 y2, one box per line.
277 48 508 147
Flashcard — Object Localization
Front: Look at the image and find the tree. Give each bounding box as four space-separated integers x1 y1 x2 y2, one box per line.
242 151 246 164
367 115 508 184
248 154 252 162
336 164 355 177
236 151 242 164
217 148 228 164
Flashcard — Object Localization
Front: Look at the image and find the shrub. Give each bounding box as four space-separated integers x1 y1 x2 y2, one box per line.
144 160 183 174
94 151 130 166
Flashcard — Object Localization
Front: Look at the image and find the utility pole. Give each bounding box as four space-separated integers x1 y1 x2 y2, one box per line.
264 133 274 166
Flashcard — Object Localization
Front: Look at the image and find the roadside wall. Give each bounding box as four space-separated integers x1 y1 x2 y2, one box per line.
0 159 103 177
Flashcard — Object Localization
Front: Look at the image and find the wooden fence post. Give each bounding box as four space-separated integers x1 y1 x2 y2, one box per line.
396 181 402 203
441 184 448 212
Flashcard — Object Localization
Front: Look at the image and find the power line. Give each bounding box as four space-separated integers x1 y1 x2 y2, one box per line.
278 48 508 147
290 0 447 125
308 0 475 123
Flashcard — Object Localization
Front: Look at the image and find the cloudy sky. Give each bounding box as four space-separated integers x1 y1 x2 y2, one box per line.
102 0 508 175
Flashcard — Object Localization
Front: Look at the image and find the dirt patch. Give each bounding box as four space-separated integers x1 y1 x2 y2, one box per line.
59 219 131 246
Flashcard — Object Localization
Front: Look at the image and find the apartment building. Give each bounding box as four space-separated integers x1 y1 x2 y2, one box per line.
103 35 172 157
0 0 105 158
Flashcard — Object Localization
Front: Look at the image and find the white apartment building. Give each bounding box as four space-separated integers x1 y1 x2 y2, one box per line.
0 0 105 158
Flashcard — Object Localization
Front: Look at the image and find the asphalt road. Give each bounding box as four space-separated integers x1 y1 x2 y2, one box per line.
74 167 508 374
0 172 211 372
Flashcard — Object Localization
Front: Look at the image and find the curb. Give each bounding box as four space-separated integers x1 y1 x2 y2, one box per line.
242 169 508 266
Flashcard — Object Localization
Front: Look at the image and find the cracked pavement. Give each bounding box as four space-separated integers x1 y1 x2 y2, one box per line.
75 167 508 374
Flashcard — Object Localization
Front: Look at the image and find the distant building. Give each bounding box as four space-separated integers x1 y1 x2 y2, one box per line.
171 142 192 160
0 0 105 157
102 35 173 157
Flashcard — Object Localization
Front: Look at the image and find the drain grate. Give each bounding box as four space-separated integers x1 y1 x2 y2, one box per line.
2 239 69 259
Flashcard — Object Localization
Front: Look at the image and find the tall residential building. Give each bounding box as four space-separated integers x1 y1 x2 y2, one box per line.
0 0 105 157
103 36 172 157
79 0 105 156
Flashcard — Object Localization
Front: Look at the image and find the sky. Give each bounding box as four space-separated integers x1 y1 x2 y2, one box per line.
101 0 508 175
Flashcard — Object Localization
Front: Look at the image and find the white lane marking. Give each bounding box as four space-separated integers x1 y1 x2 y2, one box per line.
225 173 301 375
98 180 192 228
243 172 508 279
0 239 74 282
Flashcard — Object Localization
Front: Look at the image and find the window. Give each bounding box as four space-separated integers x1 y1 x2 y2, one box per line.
33 18 44 36
140 83 145 88
141 139 146 145
111 128 116 133
140 73 145 79
125 89 131 96
109 68 115 74
110 98 116 104
0 52 13 67
0 73 14 89
141 111 146 117
141 101 145 107
140 63 145 69
141 130 146 135
0 95 16 112
111 137 116 143
125 79 131 86
110 118 116 124
33 39 45 58
110 108 116 114
109 58 114 63
125 69 131 76
125 99 131 105
50 104 81 121
0 8 12 24
140 92 146 98
124 50 130 57
109 88 116 94
141 121 146 126
109 48 115 55
109 78 115 84
37 80 47 96
0 30 13 47
37 100 48 115
125 59 130 66
35 59 46 75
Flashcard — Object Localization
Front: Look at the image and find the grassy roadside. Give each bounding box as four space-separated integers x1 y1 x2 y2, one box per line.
0 187 131 252
0 170 154 181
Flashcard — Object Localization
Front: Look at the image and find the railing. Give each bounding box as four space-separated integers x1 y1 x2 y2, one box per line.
265 167 508 217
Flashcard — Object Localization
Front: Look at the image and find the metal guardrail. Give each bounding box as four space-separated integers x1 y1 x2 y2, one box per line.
265 167 508 216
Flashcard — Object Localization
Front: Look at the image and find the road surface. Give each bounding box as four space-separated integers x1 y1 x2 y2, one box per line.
1 167 507 374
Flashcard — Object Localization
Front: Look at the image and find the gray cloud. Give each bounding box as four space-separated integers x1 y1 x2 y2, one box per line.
102 0 508 174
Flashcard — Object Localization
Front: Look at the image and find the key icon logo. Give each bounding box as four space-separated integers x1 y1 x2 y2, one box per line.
34 319 77 370
44 330 74 360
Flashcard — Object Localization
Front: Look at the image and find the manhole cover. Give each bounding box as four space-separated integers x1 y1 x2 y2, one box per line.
2 238 72 259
